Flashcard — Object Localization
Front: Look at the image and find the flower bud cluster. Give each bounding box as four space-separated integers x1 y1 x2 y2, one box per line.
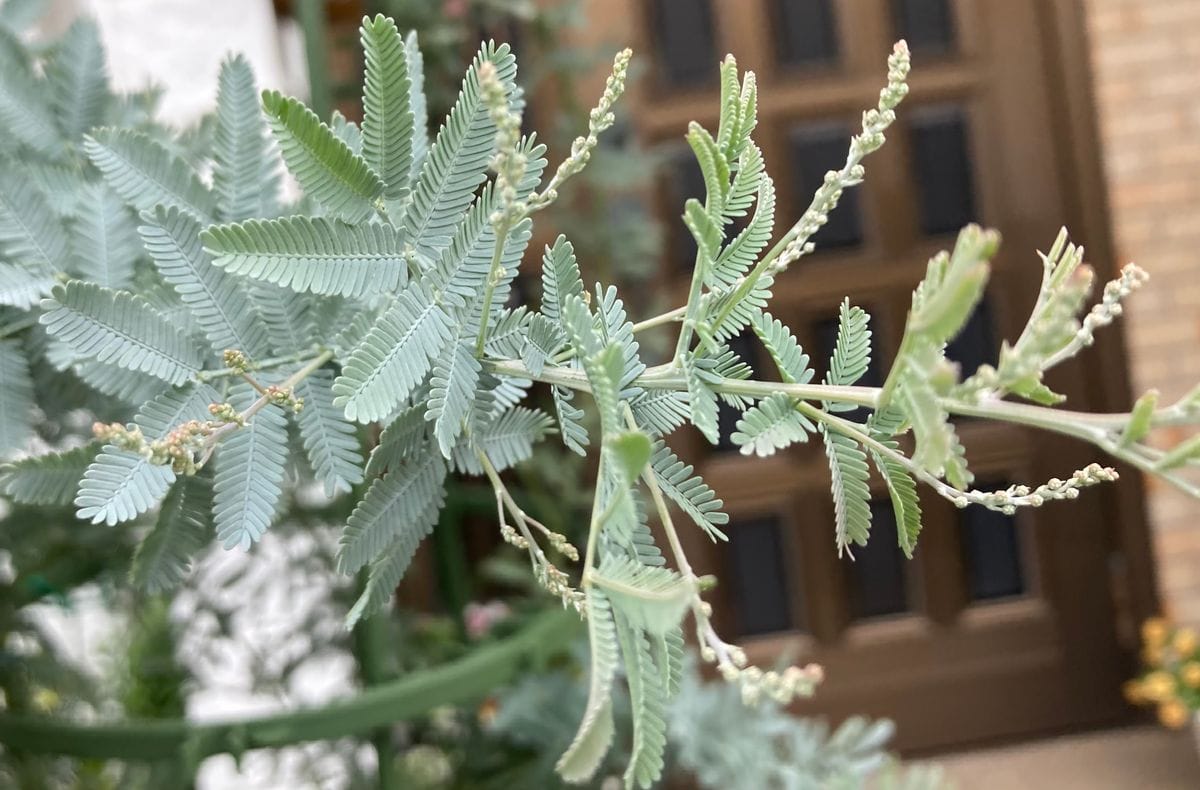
775 42 908 271
478 60 527 226
527 48 632 212
499 523 530 550
1075 263 1149 349
222 349 250 373
717 659 825 707
208 402 245 426
265 385 304 413
93 418 217 475
951 463 1119 514
536 562 585 614
547 531 580 562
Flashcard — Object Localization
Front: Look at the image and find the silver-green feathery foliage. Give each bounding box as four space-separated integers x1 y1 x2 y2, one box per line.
2 13 1200 788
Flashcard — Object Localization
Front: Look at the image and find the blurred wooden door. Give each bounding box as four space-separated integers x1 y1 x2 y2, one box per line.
605 0 1157 751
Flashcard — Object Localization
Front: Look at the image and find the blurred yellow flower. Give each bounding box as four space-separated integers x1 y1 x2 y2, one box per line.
1142 617 1170 646
1183 662 1200 689
32 687 60 713
1142 643 1164 667
1173 627 1198 656
1142 670 1176 702
1158 699 1190 729
1123 679 1147 704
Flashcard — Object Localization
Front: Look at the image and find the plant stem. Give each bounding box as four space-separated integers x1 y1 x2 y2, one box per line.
631 306 687 334
624 407 693 580
475 218 512 356
483 355 1199 491
200 349 334 466
0 609 579 761
351 578 399 790
195 349 322 382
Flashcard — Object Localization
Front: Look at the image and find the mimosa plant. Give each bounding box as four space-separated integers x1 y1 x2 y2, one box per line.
2 7 1199 788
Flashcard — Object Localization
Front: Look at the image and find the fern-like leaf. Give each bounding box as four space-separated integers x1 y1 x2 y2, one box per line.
214 384 289 550
540 235 583 324
337 451 446 574
0 338 33 457
870 447 923 558
364 403 428 478
752 311 813 384
0 261 54 308
250 282 318 356
129 473 211 594
83 128 216 220
202 215 409 298
296 368 364 497
649 441 728 541
45 17 108 141
683 354 720 444
361 14 414 203
141 204 270 356
75 383 219 525
0 37 61 155
825 298 871 401
556 588 619 784
483 306 530 359
72 359 170 406
70 182 140 290
731 393 815 457
403 41 516 257
0 166 71 273
708 174 775 289
426 336 480 458
614 612 670 790
0 443 98 504
333 280 453 422
520 312 563 376
452 406 555 474
404 32 429 179
40 281 204 385
345 485 445 627
593 555 691 636
552 384 589 456
595 285 646 399
823 428 872 556
261 90 384 223
630 388 690 437
213 54 279 221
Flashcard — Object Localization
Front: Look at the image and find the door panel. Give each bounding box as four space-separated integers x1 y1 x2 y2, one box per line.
605 0 1151 751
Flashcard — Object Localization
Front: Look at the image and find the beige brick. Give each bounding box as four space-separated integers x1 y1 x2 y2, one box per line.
1086 0 1200 615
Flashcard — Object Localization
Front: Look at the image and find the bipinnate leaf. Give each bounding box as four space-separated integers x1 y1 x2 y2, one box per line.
261 89 384 223
40 281 204 386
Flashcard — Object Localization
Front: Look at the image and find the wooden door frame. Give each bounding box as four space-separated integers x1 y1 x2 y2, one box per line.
1035 0 1160 646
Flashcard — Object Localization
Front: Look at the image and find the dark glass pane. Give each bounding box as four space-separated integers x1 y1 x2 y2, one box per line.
649 0 718 88
945 296 997 376
846 500 910 619
789 123 863 250
960 486 1025 600
726 516 795 635
716 331 760 452
773 0 839 67
665 149 705 273
815 313 882 423
910 106 976 236
892 0 955 55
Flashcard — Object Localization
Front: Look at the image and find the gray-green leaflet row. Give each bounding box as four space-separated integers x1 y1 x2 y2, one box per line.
2 13 1199 788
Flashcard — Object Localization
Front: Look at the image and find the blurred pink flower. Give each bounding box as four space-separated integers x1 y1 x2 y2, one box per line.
464 600 511 640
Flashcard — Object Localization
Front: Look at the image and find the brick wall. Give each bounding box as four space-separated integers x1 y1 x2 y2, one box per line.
1086 1 1200 622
